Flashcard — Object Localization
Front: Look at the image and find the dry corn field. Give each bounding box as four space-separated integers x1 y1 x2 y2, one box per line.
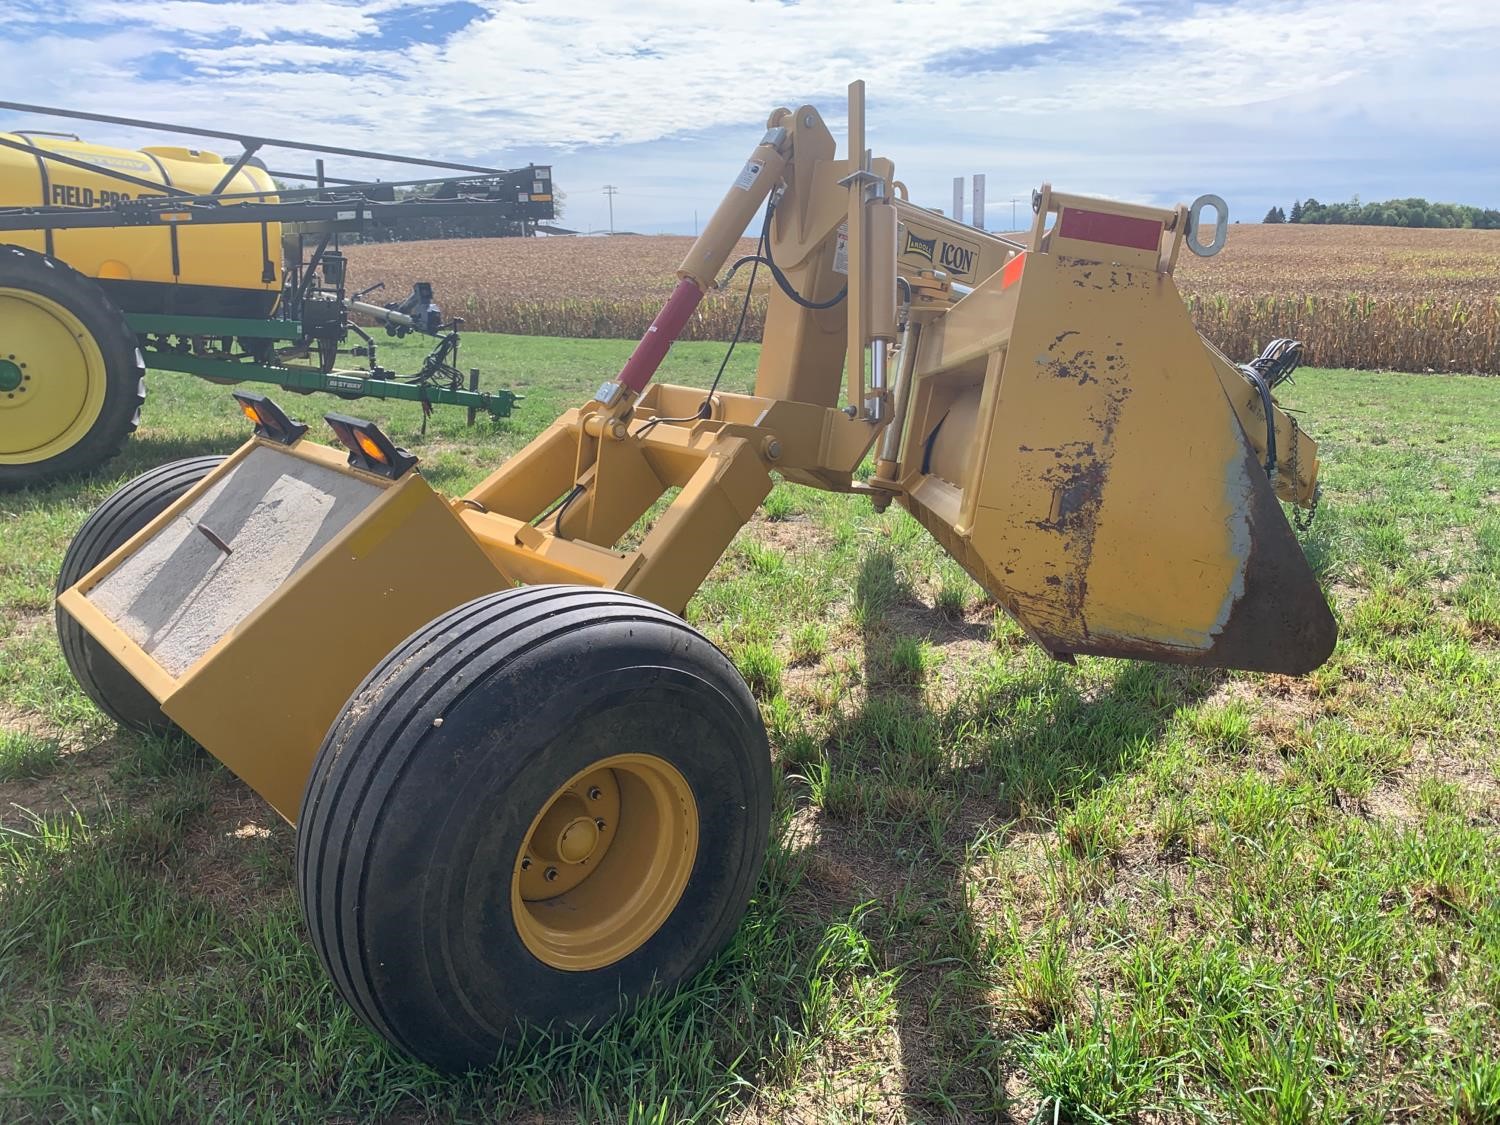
344 224 1500 373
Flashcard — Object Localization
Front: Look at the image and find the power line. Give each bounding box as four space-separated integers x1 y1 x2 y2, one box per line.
602 184 618 233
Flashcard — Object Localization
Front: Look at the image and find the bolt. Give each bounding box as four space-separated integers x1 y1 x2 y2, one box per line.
594 818 607 830
544 866 559 882
521 856 532 870
588 786 601 800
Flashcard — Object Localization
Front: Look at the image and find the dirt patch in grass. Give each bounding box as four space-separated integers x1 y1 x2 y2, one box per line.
176 775 294 916
73 964 145 1025
0 606 49 641
0 692 71 742
0 756 116 832
1361 780 1422 827
745 515 832 557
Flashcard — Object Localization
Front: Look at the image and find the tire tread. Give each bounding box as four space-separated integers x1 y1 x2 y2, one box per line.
296 586 756 1064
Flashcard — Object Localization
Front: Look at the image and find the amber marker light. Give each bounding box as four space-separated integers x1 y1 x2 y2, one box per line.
231 391 307 445
324 412 419 479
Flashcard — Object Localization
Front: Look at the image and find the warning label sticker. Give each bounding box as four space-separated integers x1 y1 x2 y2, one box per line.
832 221 849 275
733 160 763 191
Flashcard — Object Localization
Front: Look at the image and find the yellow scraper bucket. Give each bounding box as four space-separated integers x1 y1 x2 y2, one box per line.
896 191 1336 675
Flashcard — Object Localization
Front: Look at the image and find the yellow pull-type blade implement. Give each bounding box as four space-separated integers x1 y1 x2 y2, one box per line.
53 82 1334 1071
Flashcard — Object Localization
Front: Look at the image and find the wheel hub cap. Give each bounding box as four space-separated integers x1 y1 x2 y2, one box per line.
512 753 699 972
532 792 602 865
0 289 109 464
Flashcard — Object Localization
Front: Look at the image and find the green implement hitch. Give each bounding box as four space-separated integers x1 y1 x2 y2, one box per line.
143 349 516 419
125 310 517 422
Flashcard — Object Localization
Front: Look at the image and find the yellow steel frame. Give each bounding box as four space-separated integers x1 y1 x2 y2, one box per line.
57 81 1334 823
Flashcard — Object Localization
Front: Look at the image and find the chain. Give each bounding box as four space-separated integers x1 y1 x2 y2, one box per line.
1294 484 1322 533
1285 412 1320 532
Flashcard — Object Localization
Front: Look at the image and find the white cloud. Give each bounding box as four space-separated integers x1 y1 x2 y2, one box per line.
73 0 411 41
1 0 1496 232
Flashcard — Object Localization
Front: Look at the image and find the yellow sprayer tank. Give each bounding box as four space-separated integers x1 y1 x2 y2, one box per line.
0 134 281 317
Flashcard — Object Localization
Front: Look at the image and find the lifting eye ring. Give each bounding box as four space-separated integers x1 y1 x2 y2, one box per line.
1186 194 1229 257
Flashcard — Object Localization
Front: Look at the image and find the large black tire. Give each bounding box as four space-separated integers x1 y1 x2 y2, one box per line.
55 455 226 732
297 585 772 1072
0 245 146 489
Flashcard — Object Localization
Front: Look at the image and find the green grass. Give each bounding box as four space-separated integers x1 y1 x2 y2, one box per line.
2 336 1498 1122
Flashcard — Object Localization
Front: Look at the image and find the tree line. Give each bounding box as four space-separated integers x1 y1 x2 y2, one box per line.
1262 197 1500 228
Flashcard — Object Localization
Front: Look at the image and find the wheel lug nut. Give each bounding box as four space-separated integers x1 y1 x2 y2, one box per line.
521 856 532 870
544 866 559 882
588 787 601 800
595 818 606 830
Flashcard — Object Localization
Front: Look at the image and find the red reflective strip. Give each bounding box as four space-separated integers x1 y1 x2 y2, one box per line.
1057 208 1162 252
1001 251 1026 289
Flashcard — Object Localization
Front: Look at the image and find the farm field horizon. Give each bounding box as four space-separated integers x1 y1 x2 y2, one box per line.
2 331 1497 1121
343 224 1500 374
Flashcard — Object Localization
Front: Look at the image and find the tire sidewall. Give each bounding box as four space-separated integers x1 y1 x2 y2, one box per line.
321 605 769 1069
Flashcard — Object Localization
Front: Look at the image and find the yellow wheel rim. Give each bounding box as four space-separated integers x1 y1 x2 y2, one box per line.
0 286 109 465
512 753 698 972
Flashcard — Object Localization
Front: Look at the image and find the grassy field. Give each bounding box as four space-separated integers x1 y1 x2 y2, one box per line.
342 225 1500 373
2 336 1498 1122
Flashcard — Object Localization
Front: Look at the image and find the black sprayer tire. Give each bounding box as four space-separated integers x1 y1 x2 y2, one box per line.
297 585 772 1073
0 245 146 489
55 455 226 733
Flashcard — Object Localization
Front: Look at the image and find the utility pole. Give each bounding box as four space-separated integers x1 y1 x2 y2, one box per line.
602 184 618 233
1011 196 1021 231
952 177 964 223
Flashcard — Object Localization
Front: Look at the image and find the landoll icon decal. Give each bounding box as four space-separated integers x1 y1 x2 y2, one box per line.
900 226 982 279
940 242 976 276
903 231 936 262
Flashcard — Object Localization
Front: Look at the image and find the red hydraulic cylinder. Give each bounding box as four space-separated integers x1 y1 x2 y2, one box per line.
615 278 705 394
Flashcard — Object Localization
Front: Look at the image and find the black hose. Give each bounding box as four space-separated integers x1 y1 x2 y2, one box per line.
1243 365 1277 477
761 198 847 310
1239 337 1303 477
720 254 771 286
634 226 767 440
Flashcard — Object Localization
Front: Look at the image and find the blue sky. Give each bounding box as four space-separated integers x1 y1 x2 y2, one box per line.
2 0 1497 235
